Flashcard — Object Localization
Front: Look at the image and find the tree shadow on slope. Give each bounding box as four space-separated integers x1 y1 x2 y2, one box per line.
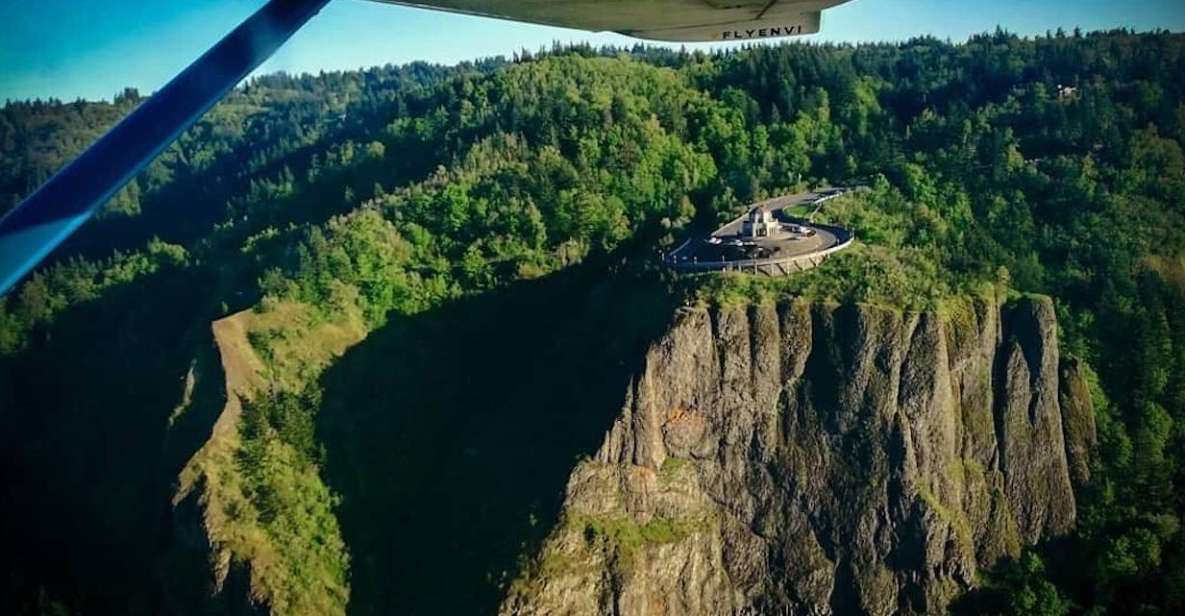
316 265 679 616
0 266 221 614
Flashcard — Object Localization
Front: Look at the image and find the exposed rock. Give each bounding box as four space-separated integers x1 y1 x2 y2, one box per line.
1059 357 1097 489
995 298 1075 544
503 295 1084 616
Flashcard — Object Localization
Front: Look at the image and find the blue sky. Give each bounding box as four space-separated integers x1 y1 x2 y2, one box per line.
3 0 1184 102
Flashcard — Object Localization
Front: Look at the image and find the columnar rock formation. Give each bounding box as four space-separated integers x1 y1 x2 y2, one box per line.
503 296 1087 615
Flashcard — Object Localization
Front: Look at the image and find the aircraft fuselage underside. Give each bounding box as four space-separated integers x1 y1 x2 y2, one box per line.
371 0 852 41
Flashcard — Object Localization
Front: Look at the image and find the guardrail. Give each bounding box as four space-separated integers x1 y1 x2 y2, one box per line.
713 189 848 234
665 223 854 276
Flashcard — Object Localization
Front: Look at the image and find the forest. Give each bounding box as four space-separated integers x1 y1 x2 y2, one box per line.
1 29 1184 614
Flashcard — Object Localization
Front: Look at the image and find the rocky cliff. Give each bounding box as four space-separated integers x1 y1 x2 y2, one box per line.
502 294 1089 615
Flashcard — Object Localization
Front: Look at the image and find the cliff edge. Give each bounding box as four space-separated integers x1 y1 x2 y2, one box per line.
503 294 1087 615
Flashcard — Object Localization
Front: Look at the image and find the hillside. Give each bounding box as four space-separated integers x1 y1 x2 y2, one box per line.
2 31 1185 615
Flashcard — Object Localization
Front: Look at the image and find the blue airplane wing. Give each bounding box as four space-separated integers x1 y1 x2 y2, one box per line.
0 0 331 295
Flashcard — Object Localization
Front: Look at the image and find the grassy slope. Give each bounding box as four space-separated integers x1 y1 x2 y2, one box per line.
171 304 365 614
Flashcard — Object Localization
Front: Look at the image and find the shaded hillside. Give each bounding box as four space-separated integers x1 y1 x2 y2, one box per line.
0 264 217 612
317 267 680 614
156 256 679 614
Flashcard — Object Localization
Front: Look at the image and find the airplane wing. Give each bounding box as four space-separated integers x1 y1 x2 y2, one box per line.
0 0 334 295
370 0 851 41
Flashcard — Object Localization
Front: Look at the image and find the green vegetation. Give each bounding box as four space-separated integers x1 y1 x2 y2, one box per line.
918 480 976 553
235 391 349 615
660 455 691 474
0 238 188 354
967 552 1075 616
571 510 714 571
579 513 704 548
2 30 1185 615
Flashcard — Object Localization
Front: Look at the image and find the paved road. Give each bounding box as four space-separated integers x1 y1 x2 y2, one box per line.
712 189 839 237
667 189 851 269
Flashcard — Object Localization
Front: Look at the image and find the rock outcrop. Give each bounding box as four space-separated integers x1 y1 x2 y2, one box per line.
1058 358 1097 489
503 295 1085 615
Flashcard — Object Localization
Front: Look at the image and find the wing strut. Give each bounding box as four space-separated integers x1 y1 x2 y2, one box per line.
0 0 332 295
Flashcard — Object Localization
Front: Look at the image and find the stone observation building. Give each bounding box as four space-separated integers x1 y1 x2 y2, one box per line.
665 190 853 277
740 206 779 238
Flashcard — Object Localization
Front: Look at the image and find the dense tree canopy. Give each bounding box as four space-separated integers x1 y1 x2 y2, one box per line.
2 29 1185 615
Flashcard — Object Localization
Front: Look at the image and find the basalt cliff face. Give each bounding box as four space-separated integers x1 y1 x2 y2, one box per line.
502 295 1089 615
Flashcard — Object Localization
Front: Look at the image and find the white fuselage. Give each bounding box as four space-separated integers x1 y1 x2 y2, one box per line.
369 0 853 42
